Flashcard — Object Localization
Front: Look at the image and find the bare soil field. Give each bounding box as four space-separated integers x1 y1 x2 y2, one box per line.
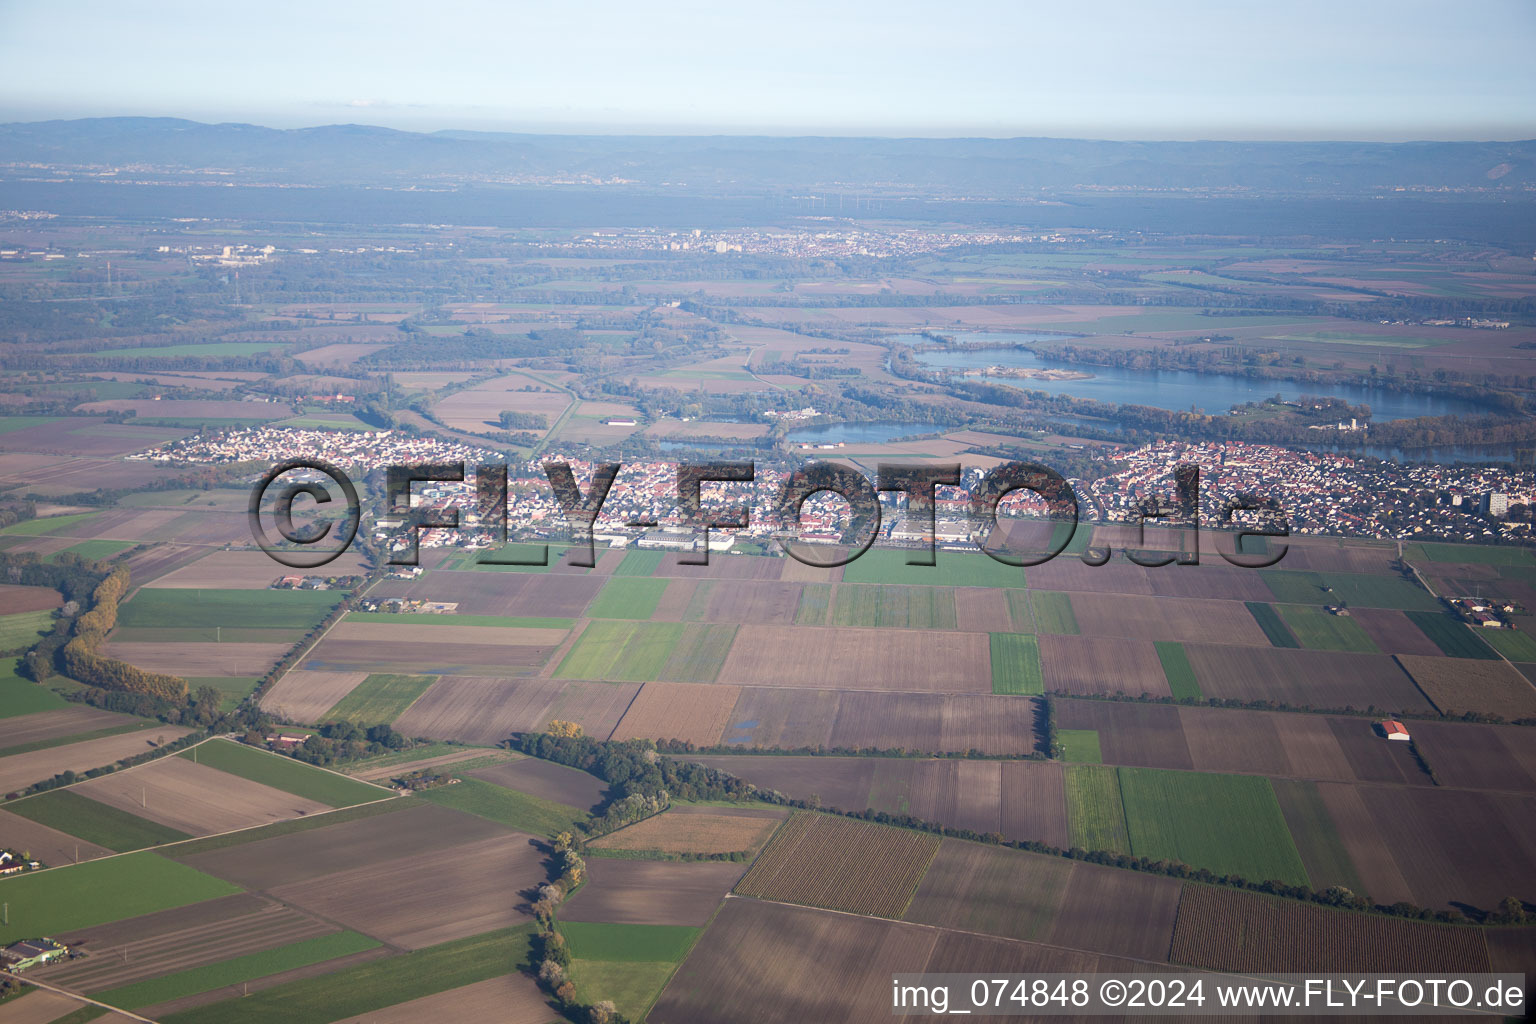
1169 884 1492 973
73 755 331 835
1356 784 1536 911
1057 699 1192 767
1348 607 1443 656
1410 721 1536 792
904 840 1074 942
471 756 608 811
147 549 371 589
0 806 114 865
720 625 991 693
1039 635 1171 697
328 621 569 647
434 375 570 433
78 399 292 420
1068 592 1270 646
259 669 367 723
1143 564 1276 602
1313 782 1416 906
716 687 840 748
1326 717 1432 785
682 580 803 625
0 418 189 457
999 761 1071 848
1279 538 1401 575
1183 645 1433 713
938 694 1041 756
328 974 557 1024
644 418 769 440
776 555 842 583
559 858 747 926
0 988 120 1024
1048 860 1184 961
0 584 63 614
418 571 603 618
273 831 543 948
303 637 554 675
176 802 506 889
123 544 210 586
591 807 784 855
650 578 699 620
611 681 741 747
106 638 292 677
1394 654 1536 720
0 727 194 794
292 343 389 366
392 676 639 745
952 588 1012 632
1022 558 1154 596
0 707 136 750
0 454 185 496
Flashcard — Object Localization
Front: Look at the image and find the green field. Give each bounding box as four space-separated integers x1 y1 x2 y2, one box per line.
0 658 68 717
1057 729 1101 763
0 609 54 651
118 589 340 631
556 921 702 962
183 676 260 711
571 959 679 1023
94 931 381 1009
0 852 240 945
840 548 1028 588
1271 779 1366 895
613 549 665 577
1154 641 1202 700
1481 628 1536 662
0 415 63 434
559 921 700 1022
417 776 588 836
1260 570 1437 611
45 540 137 563
1064 764 1130 854
1408 544 1534 566
660 623 737 683
793 583 833 624
1245 602 1300 648
831 585 958 629
1402 610 1499 660
1118 768 1310 887
321 673 436 725
177 740 391 807
586 577 669 619
90 341 289 359
1276 604 1380 653
5 789 190 851
0 512 97 536
1030 591 1079 635
555 620 684 681
1004 589 1034 631
989 633 1043 695
159 925 536 1024
344 612 573 629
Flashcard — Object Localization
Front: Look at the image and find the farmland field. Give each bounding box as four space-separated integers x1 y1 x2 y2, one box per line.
1395 654 1536 719
259 670 368 723
417 776 586 837
1481 628 1536 662
0 851 240 945
659 623 737 682
590 807 784 855
73 755 332 836
830 584 958 628
1154 641 1202 699
177 740 391 807
5 788 189 850
1245 601 1300 647
1063 764 1130 854
1277 604 1381 653
988 633 1042 694
0 609 53 650
611 681 741 746
1029 590 1077 634
0 726 195 795
1169 884 1492 972
903 840 1074 942
117 588 340 631
1402 610 1498 659
471 756 608 810
720 625 991 693
1260 570 1438 610
1057 728 1101 762
1039 635 1171 697
321 673 436 724
1182 645 1434 713
586 576 669 618
555 620 683 681
839 548 1027 588
1118 767 1310 886
1070 592 1268 646
392 676 640 745
559 858 748 926
0 659 69 717
793 583 832 624
733 811 940 917
613 549 665 576
1271 779 1366 894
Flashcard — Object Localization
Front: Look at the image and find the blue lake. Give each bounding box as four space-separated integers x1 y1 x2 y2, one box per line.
785 421 937 445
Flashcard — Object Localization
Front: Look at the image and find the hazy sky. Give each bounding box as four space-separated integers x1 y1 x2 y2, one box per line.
2 0 1533 139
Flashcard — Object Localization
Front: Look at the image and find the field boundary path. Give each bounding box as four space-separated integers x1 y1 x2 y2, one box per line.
14 975 160 1024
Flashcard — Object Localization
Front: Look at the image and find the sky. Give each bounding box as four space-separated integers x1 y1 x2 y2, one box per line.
1 0 1533 139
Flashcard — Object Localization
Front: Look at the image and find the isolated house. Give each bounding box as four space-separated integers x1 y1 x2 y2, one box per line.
1380 719 1411 741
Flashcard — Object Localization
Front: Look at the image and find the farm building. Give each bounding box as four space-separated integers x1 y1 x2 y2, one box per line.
1 938 67 972
1379 719 1411 741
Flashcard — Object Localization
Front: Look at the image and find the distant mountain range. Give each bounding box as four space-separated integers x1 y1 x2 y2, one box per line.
2 118 1534 194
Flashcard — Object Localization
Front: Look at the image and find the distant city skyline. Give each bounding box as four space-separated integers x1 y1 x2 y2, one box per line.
2 0 1534 140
